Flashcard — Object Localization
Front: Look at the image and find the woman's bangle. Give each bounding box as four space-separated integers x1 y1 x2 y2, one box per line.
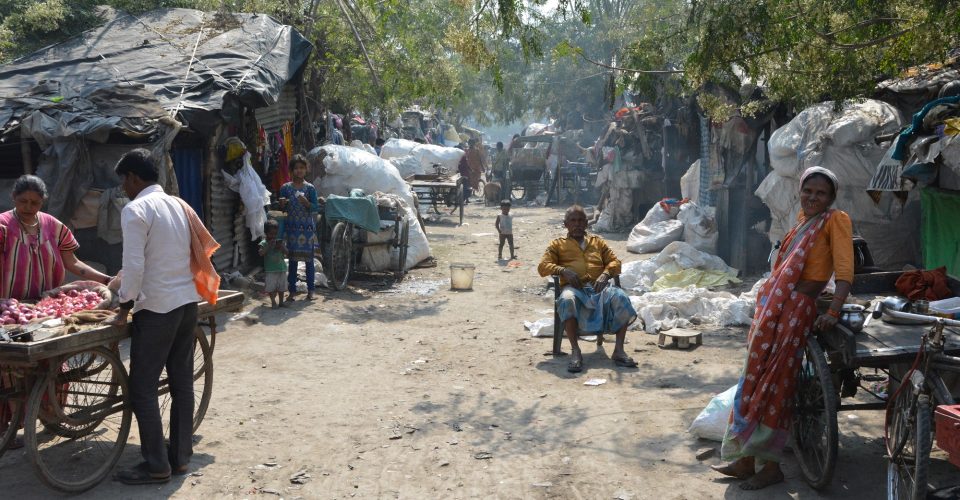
826 308 840 319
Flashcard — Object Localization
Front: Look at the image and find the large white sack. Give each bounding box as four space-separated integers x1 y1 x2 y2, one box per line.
626 219 684 254
379 137 420 158
390 155 424 178
653 241 738 277
379 138 464 172
677 202 718 254
680 160 701 204
313 145 430 270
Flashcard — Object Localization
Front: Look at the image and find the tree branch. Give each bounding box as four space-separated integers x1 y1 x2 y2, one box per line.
333 0 381 88
577 51 684 74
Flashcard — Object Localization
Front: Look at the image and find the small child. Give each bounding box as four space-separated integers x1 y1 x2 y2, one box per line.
259 219 288 308
495 199 515 260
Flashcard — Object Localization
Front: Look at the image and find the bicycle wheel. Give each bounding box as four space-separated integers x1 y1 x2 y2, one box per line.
790 339 839 490
24 347 131 493
159 326 214 434
327 221 353 290
0 370 23 456
886 380 932 500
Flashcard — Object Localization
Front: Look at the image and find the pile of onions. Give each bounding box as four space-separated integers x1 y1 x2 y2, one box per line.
1 289 103 325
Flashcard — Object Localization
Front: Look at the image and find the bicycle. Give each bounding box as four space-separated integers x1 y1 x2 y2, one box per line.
879 306 960 500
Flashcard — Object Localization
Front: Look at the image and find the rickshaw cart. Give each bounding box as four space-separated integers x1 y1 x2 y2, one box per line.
789 271 960 493
0 290 244 493
407 169 465 226
319 195 410 291
507 135 553 202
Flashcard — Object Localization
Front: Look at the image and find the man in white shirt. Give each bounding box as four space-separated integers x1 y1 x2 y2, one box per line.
112 149 201 485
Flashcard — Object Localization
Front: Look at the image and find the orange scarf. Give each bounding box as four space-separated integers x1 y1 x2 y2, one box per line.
175 198 221 305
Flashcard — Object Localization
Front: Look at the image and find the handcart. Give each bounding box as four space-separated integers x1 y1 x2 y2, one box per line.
786 271 960 496
0 290 244 493
407 167 465 226
507 135 552 202
320 195 410 290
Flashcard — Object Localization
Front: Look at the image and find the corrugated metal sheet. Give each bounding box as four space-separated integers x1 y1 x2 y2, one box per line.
210 167 238 271
255 83 298 132
172 148 204 220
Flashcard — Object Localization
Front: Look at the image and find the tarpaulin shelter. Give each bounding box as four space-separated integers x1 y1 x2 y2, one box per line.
0 8 312 272
866 63 960 276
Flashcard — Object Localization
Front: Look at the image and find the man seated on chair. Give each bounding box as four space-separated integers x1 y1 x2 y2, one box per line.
538 205 638 373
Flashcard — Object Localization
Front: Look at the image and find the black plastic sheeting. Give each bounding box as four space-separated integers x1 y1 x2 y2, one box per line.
0 8 312 132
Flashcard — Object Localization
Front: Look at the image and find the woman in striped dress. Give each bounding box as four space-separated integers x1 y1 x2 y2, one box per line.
0 175 112 448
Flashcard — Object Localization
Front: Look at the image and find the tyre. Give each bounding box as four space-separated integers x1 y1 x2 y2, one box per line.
886 378 932 500
24 347 131 493
395 220 409 281
327 221 353 290
159 326 214 434
790 339 839 490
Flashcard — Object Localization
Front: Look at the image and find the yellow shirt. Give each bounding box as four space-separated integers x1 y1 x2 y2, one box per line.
538 234 621 286
796 210 854 283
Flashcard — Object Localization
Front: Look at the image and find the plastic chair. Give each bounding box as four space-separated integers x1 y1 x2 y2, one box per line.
550 274 622 355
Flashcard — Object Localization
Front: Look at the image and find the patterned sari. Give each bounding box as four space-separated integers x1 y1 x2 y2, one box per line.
721 209 834 462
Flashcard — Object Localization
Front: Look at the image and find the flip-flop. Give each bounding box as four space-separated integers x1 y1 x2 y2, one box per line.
567 357 583 373
612 355 638 368
114 463 170 485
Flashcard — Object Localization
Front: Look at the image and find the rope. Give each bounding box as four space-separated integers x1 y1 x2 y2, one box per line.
170 13 206 118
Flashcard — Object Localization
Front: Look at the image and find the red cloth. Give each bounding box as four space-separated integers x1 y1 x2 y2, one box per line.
895 267 952 301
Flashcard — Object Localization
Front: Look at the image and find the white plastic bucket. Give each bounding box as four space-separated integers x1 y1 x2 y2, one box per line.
449 263 476 290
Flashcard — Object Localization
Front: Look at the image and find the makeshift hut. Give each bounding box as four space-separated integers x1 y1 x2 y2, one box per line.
0 8 312 274
868 63 960 276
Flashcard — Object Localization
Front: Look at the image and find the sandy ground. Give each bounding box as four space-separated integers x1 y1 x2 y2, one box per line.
2 201 959 499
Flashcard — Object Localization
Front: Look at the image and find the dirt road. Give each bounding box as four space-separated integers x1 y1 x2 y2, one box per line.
0 202 945 499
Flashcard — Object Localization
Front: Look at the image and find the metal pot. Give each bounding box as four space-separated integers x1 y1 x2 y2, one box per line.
839 304 866 332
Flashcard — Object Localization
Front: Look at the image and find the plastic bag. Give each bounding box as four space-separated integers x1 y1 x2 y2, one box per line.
688 385 737 441
221 152 270 241
523 318 554 338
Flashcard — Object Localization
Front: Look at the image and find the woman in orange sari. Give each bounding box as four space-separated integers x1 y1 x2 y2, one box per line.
711 166 854 490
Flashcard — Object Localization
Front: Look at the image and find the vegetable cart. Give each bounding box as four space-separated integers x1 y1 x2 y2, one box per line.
407 167 465 226
0 290 244 493
319 196 410 291
787 271 960 496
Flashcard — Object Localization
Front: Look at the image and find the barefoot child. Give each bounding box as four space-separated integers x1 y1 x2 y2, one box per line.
278 155 319 300
495 200 515 260
259 219 288 308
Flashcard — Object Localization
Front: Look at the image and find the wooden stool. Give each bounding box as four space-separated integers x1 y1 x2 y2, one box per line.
657 328 703 349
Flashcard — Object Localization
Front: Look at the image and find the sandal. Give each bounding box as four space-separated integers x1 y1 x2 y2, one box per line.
612 354 638 368
114 462 171 485
567 357 583 373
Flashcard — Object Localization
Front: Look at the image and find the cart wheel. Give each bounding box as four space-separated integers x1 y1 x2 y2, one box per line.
327 221 353 290
24 346 131 493
455 180 465 226
0 373 24 457
159 326 214 434
395 220 410 281
886 379 931 500
790 338 838 490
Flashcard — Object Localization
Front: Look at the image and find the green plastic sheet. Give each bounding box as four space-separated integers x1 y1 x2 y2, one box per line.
921 187 960 277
